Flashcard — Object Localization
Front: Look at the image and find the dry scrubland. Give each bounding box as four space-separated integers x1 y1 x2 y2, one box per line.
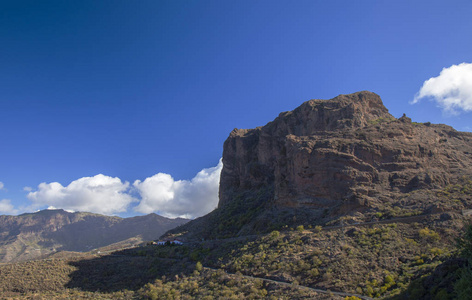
0 249 343 299
0 211 470 299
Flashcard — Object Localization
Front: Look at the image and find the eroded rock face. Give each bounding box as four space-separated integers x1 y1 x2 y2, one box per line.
219 91 472 211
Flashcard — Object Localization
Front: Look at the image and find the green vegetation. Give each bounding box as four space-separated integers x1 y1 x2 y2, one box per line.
142 221 456 299
437 177 472 199
0 223 459 299
457 223 472 262
0 254 337 299
373 206 423 220
139 269 283 299
368 117 396 125
385 223 472 300
1 189 471 299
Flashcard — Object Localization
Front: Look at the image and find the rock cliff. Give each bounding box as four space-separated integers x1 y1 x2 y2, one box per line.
219 91 472 212
168 91 472 239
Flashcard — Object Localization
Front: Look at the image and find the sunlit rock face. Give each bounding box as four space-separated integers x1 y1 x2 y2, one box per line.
219 91 472 211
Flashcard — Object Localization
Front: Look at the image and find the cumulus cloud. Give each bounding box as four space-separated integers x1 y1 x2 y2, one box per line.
412 62 472 114
24 160 223 218
0 199 18 214
27 174 136 215
134 159 223 219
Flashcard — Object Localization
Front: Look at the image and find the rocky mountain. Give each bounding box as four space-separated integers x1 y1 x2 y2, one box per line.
0 209 188 263
2 91 472 299
169 91 472 239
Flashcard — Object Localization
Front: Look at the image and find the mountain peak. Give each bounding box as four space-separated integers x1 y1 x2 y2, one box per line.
269 91 392 135
230 91 392 141
170 92 472 240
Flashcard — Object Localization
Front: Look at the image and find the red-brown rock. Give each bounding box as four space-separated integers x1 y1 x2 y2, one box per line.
219 91 472 212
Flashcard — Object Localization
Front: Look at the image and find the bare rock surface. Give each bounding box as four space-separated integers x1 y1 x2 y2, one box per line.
169 91 472 239
220 91 472 211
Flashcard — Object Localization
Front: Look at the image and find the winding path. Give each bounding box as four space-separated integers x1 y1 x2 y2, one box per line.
204 266 373 300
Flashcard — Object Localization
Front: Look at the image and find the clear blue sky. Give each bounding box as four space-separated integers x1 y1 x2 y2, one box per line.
1 1 471 218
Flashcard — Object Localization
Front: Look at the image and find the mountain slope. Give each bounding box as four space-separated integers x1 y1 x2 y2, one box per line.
168 91 472 240
0 209 188 263
1 91 471 299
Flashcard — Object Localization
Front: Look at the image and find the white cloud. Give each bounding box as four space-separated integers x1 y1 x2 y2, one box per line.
47 206 75 213
0 182 4 190
24 160 223 218
0 199 18 214
23 186 33 192
27 174 136 215
134 159 223 219
412 62 472 114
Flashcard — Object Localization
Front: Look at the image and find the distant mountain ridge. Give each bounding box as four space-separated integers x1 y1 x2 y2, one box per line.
0 209 188 263
168 91 472 239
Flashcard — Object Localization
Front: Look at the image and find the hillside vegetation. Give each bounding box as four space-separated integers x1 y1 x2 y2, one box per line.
0 209 188 263
0 209 470 299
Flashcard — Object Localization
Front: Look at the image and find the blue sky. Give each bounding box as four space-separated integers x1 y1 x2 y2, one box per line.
1 1 471 218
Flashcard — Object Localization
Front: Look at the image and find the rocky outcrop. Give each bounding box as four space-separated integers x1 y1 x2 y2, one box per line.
219 91 472 212
167 91 472 240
